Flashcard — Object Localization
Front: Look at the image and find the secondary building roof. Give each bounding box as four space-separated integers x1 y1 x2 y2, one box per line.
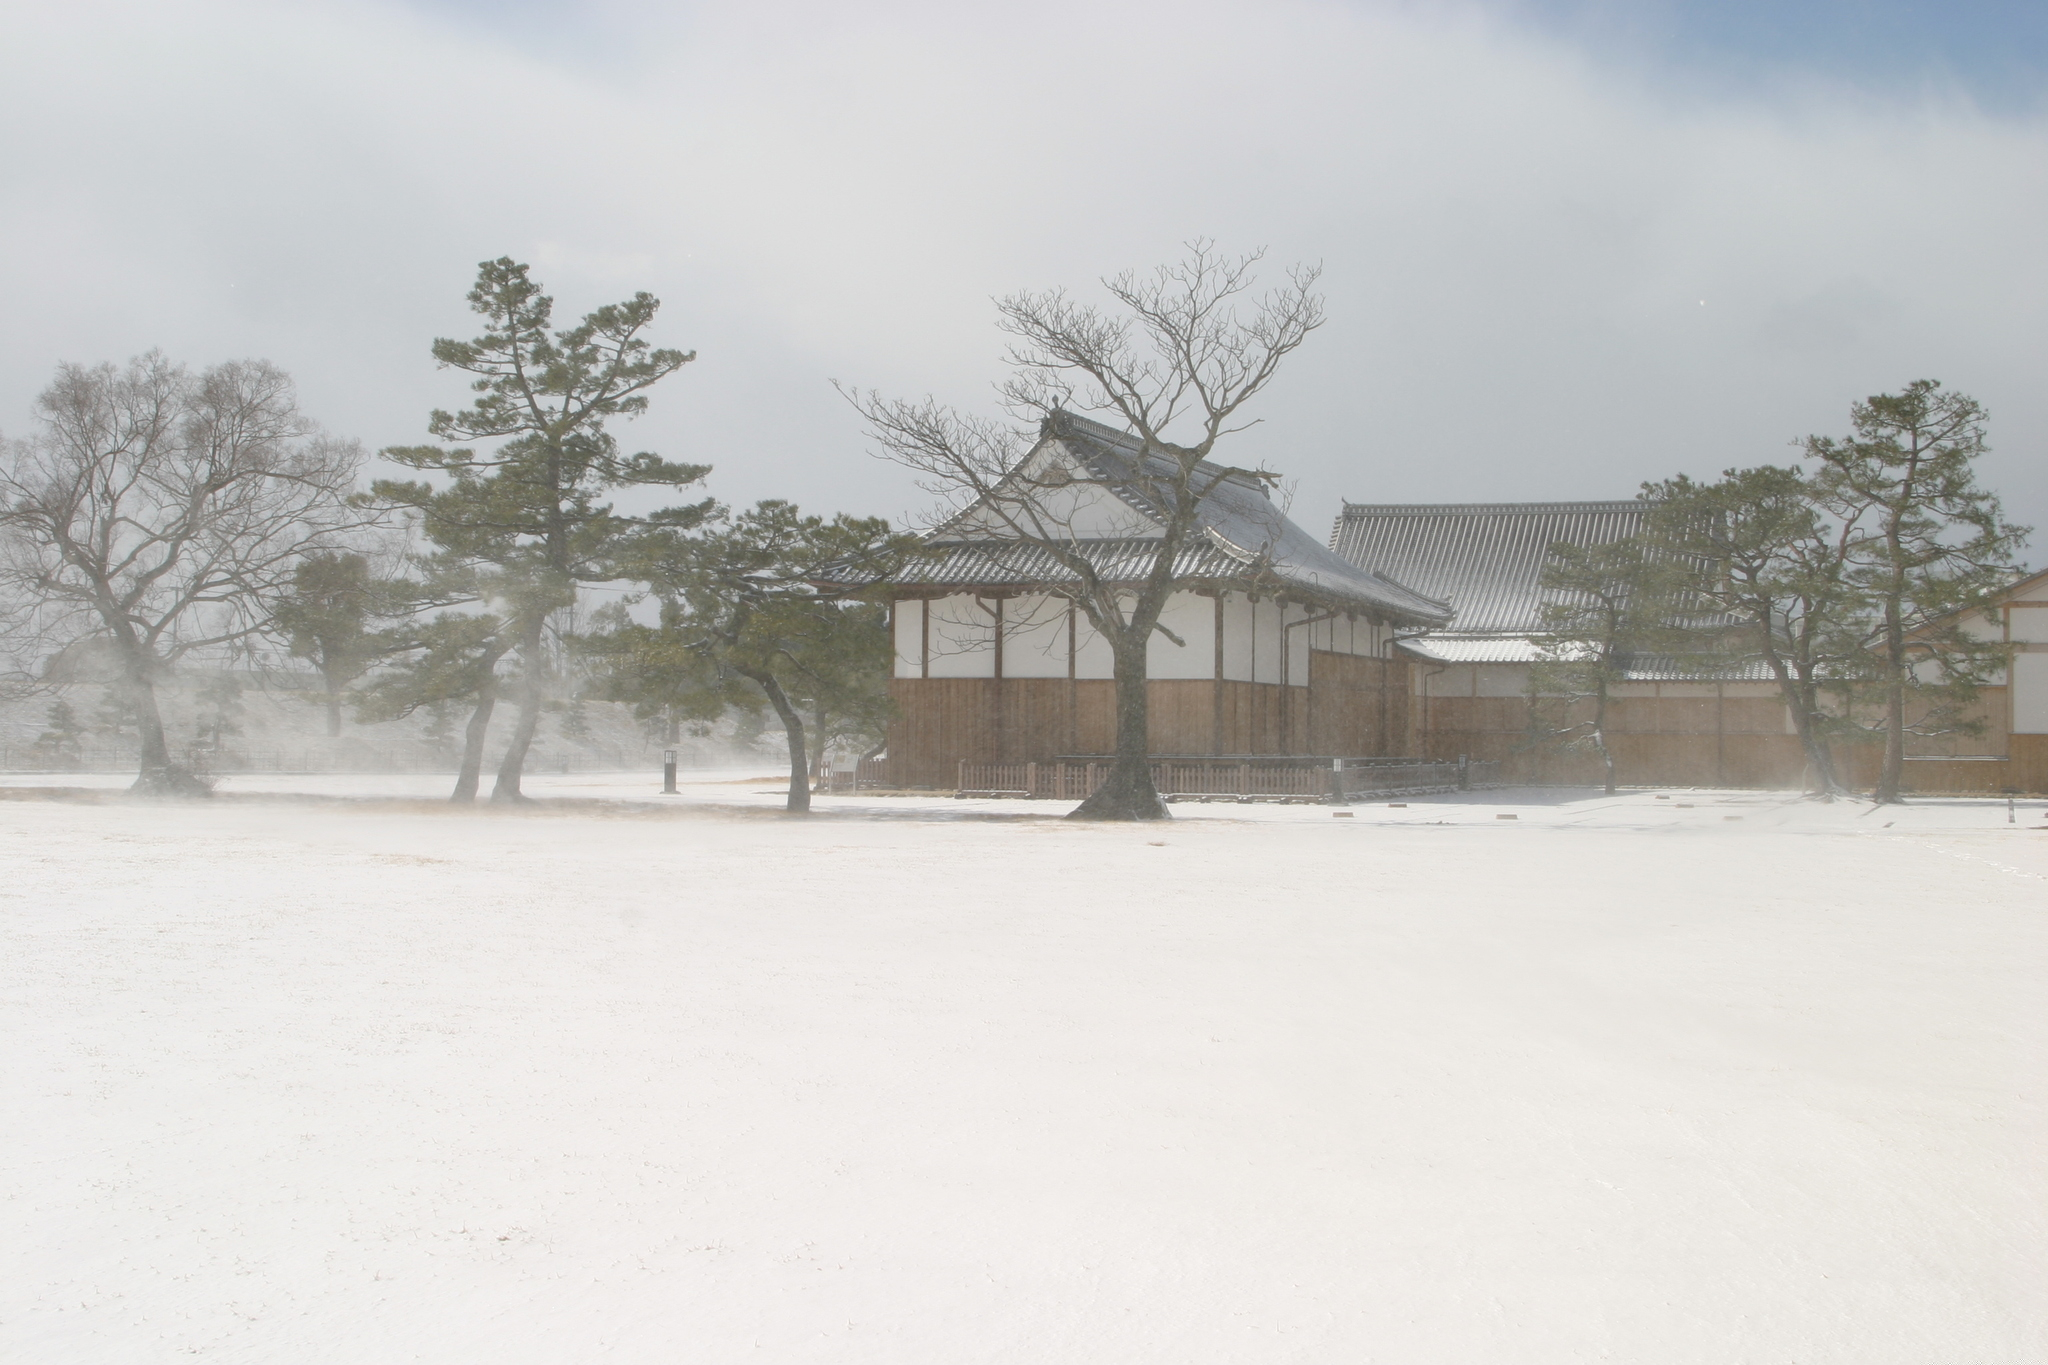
1329 500 1649 635
1332 499 1774 680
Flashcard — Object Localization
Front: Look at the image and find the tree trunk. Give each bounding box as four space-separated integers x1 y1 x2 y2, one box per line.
127 671 208 798
451 675 499 802
1766 654 1844 797
321 666 343 738
490 615 547 803
1876 597 1907 803
1593 679 1616 795
1068 638 1168 821
753 671 811 814
810 703 828 788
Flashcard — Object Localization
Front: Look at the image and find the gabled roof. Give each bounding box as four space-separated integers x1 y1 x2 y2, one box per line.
848 412 1452 625
1330 500 1649 634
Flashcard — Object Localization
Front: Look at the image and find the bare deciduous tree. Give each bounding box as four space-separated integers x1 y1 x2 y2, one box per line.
0 353 372 795
842 242 1323 821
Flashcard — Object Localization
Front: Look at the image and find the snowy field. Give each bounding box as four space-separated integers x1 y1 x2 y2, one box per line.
3 775 2043 1363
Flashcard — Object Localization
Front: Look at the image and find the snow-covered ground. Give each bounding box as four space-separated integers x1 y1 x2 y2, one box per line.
3 776 2042 1363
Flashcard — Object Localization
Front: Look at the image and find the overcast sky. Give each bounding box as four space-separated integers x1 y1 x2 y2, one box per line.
3 0 2043 550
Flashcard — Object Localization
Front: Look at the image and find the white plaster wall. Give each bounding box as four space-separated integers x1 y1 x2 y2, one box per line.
2013 653 2048 733
2011 605 2048 644
1073 607 1116 679
1220 594 1255 682
925 594 996 678
1336 616 1380 658
1280 602 1311 684
1427 666 1476 698
1474 665 1531 698
1254 599 1286 684
893 599 923 678
1002 594 1070 678
1147 593 1217 680
948 444 1158 541
1324 615 1382 659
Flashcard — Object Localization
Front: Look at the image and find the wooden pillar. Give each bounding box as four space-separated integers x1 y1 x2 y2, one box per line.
1715 681 1726 786
1066 599 1078 755
992 596 1005 761
1212 594 1225 757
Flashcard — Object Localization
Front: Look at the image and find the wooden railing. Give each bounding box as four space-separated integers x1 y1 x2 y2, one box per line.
952 757 1500 803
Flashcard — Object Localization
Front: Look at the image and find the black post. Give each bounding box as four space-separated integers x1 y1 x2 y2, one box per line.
1458 753 1470 791
663 749 678 795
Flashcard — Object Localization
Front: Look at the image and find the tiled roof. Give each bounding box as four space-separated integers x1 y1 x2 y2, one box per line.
1330 501 1648 634
840 413 1452 625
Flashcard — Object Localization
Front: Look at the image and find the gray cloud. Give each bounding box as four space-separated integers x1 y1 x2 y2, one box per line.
3 0 2043 547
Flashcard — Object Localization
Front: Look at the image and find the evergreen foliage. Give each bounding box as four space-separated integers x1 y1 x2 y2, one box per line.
1529 537 1682 794
373 258 712 802
1807 381 2028 801
272 551 397 737
590 500 912 813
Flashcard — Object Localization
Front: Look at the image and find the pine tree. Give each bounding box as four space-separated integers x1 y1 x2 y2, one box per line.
374 258 712 802
1530 537 1680 794
194 674 245 749
1806 381 2028 802
35 697 85 766
1640 467 1868 796
273 552 393 737
594 501 911 813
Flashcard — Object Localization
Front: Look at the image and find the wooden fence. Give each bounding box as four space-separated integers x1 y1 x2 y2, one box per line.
952 756 1500 803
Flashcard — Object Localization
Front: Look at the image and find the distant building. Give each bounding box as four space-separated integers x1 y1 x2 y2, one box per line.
1330 500 2044 792
1328 500 1795 786
1905 564 2048 792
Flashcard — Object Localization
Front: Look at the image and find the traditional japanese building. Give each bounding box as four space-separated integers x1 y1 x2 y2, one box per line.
857 412 1451 788
1328 500 1797 785
1907 563 2048 793
1330 501 2045 791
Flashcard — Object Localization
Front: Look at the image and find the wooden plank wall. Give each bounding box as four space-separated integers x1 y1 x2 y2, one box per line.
1417 694 1811 787
1418 687 2045 792
2009 735 2048 793
885 652 1403 787
885 664 2047 792
1307 651 1408 757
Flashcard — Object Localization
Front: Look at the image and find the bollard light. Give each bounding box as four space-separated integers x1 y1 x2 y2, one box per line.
662 748 678 795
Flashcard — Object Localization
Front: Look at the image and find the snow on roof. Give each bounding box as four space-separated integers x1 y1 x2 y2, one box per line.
1398 633 1773 680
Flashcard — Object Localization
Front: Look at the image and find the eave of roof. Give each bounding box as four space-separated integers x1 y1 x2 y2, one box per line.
1397 633 1775 680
